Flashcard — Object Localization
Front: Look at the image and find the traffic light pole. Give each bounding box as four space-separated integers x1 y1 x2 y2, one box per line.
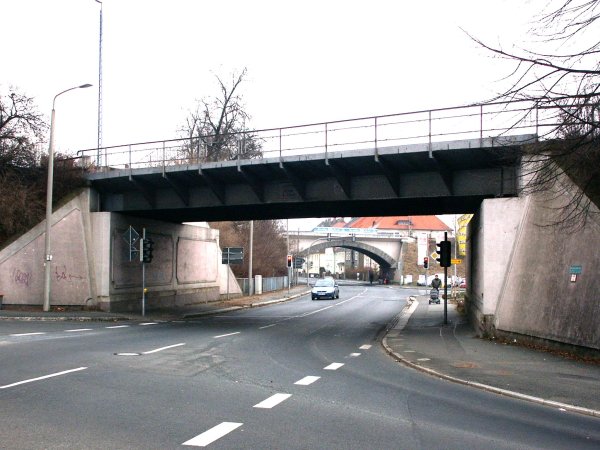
141 227 146 317
443 231 448 325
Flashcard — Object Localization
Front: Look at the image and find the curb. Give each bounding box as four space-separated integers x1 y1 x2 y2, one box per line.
381 300 600 419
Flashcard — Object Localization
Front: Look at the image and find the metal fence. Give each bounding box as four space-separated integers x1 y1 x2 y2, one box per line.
76 97 576 172
236 276 290 295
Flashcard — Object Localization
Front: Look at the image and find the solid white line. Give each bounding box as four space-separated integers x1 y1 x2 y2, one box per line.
64 328 93 332
359 344 372 350
253 393 292 409
182 422 243 447
294 376 320 386
213 332 240 338
0 367 87 389
10 332 45 337
324 363 344 371
139 322 159 326
259 324 277 329
142 343 185 354
105 325 130 329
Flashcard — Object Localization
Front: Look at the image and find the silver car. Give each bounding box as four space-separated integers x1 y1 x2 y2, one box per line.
311 278 339 300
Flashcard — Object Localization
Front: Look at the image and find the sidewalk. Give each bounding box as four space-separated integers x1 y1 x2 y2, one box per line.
382 296 600 417
0 285 311 322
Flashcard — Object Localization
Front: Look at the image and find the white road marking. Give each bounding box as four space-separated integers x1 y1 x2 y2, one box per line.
115 352 141 356
417 358 431 361
105 325 130 329
182 422 243 447
259 324 277 329
404 350 416 353
9 332 45 337
142 343 185 354
359 344 372 350
213 332 240 339
324 363 344 370
253 393 292 409
64 328 93 332
349 353 361 357
139 322 159 326
294 376 320 386
299 305 334 317
0 367 87 389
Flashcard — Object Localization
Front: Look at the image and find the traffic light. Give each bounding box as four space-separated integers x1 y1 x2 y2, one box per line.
309 261 313 269
423 257 429 269
436 240 451 267
287 254 293 268
141 237 154 263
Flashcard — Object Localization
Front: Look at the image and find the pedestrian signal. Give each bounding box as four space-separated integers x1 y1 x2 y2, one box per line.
423 257 429 269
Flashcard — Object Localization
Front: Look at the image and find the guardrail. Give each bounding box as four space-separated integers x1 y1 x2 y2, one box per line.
76 97 574 172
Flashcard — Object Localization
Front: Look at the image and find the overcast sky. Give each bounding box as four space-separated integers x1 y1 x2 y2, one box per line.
2 0 543 229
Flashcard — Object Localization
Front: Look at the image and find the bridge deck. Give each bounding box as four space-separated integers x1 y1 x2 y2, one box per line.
86 135 534 222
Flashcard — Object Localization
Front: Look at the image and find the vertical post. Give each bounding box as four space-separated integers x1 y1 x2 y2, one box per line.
96 0 103 167
480 104 483 145
428 110 432 158
162 141 166 173
249 221 254 296
279 128 282 159
141 227 146 317
325 123 328 164
43 107 57 312
443 231 448 325
374 116 378 158
287 219 290 295
226 250 230 301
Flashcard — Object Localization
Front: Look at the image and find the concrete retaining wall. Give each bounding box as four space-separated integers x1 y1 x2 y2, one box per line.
468 186 600 350
0 189 241 312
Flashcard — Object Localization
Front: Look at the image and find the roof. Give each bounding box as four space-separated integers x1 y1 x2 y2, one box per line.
346 216 451 232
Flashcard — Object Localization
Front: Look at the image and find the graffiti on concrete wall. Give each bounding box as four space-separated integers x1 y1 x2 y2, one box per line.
54 265 85 282
12 268 32 287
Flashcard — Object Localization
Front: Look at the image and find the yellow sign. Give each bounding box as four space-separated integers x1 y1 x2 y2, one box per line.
451 258 462 265
456 214 473 256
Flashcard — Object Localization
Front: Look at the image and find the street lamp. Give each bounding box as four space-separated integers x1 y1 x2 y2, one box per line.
43 83 93 312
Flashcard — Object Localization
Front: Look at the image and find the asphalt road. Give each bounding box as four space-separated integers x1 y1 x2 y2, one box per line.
1 285 598 449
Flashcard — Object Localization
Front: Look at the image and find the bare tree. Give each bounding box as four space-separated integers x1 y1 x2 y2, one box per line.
210 220 288 277
469 0 600 228
0 89 85 247
0 88 47 171
181 69 262 163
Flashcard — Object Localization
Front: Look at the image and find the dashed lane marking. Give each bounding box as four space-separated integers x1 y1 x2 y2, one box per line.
349 353 361 357
0 367 87 389
105 325 130 329
324 363 344 371
9 332 45 337
253 393 292 409
213 332 241 339
359 344 372 350
259 324 277 329
142 343 185 354
139 322 159 326
182 422 243 447
64 328 93 333
294 376 320 386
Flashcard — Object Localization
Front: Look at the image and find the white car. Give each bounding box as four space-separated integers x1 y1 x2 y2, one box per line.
311 278 339 300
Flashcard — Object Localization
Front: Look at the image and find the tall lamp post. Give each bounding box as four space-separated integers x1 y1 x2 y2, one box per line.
43 84 93 312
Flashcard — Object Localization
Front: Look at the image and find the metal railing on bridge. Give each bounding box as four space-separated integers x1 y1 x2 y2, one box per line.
76 97 575 171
